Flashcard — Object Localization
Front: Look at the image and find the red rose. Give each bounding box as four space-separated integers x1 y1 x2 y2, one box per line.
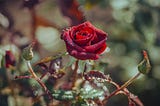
61 21 108 60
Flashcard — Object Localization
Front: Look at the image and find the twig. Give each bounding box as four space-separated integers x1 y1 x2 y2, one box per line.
119 72 141 90
103 72 141 104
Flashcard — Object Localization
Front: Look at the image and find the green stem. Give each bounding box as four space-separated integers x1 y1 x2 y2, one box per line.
27 61 37 78
26 61 52 99
120 72 141 90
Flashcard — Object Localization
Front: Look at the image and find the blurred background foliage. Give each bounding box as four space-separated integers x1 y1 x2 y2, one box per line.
0 0 160 106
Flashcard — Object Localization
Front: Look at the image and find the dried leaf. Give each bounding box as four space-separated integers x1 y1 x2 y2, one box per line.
84 70 111 82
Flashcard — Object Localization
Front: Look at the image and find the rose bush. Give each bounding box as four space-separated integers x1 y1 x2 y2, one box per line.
61 21 108 60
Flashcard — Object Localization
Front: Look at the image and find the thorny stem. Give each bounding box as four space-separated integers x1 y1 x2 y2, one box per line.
103 72 141 104
26 61 53 99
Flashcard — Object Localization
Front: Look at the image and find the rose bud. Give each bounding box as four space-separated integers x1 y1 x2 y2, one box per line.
61 21 108 60
22 43 34 61
138 50 151 74
5 50 16 68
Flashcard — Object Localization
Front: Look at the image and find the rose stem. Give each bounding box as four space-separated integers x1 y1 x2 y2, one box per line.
103 72 141 104
70 60 79 88
26 61 53 99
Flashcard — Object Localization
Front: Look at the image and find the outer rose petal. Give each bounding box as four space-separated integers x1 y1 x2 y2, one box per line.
85 21 108 43
85 21 108 39
84 39 106 53
95 43 107 54
70 50 99 60
66 46 99 60
74 37 92 46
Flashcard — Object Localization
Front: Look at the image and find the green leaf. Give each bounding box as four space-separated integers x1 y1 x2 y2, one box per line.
52 90 76 101
80 88 104 99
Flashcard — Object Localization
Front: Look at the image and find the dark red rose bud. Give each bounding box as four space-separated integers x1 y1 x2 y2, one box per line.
5 50 16 68
61 21 108 60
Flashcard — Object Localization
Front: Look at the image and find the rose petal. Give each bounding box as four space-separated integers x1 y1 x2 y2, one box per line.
70 24 86 39
74 37 91 46
95 29 108 40
85 21 108 39
62 31 86 52
84 39 106 53
84 21 108 43
71 22 94 37
70 50 99 60
95 43 107 54
74 33 95 46
71 26 96 46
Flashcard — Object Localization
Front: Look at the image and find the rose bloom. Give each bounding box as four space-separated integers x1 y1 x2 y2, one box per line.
61 21 108 60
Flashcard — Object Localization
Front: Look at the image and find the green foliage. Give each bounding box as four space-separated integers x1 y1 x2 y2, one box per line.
52 90 76 101
52 88 104 101
80 88 104 99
